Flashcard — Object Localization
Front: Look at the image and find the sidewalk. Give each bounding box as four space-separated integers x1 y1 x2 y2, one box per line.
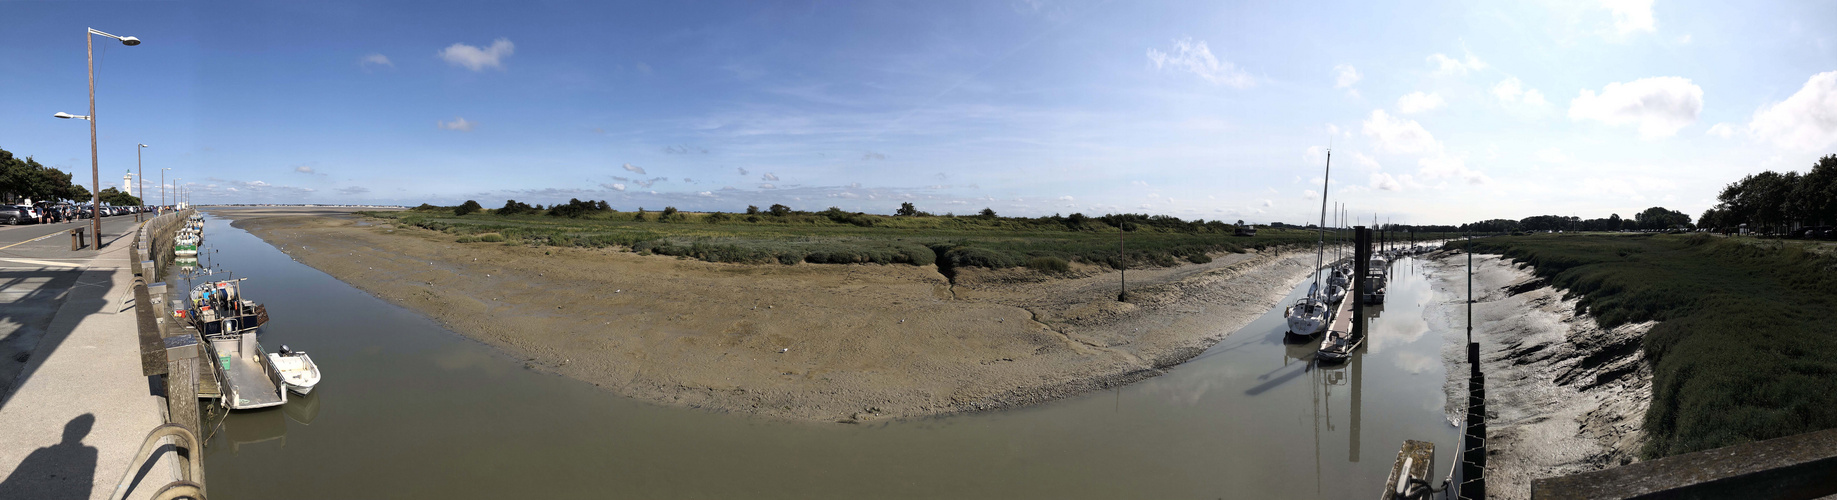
0 225 182 500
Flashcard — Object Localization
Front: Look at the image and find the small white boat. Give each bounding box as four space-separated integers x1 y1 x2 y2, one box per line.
268 345 321 395
1316 328 1363 363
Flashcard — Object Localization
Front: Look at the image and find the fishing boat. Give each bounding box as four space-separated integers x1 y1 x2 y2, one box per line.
175 244 198 257
1361 253 1389 304
268 345 321 395
186 278 287 410
1285 147 1337 336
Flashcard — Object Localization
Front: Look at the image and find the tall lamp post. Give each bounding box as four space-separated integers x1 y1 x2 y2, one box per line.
136 143 147 222
54 27 141 249
161 167 171 212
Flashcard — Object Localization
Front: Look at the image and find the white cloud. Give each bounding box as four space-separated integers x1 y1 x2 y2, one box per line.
436 117 474 132
359 54 393 68
1057 195 1074 201
439 38 515 71
759 183 776 189
623 163 647 175
1147 38 1255 88
1602 0 1656 34
1396 92 1446 114
1707 123 1737 139
1746 70 1837 151
1371 172 1402 191
1427 51 1487 76
1568 76 1702 138
698 191 715 197
1334 64 1361 93
604 183 626 191
1536 147 1570 163
1417 153 1490 185
294 165 315 174
1262 199 1273 207
1302 189 1319 199
1362 109 1440 155
1492 77 1550 107
762 173 779 181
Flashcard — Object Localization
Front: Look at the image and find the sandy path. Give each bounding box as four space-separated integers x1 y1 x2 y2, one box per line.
223 209 1319 423
1428 253 1650 500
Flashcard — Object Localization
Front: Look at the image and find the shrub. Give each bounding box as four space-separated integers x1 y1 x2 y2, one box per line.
705 212 732 224
454 200 483 216
1025 256 1070 273
478 233 505 243
769 204 791 216
1187 253 1213 264
497 200 538 215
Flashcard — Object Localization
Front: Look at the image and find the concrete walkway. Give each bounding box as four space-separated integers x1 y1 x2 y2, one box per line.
0 221 182 500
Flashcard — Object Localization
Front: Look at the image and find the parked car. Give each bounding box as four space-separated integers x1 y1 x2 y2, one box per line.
1 205 35 225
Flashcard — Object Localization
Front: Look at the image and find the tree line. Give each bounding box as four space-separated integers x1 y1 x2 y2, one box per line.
0 146 144 207
1698 154 1836 234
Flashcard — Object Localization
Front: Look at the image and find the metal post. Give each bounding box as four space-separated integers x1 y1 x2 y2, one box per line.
1118 226 1126 301
136 145 144 222
88 30 102 249
1467 233 1472 345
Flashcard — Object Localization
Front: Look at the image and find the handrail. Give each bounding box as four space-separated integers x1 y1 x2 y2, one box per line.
108 423 205 500
151 480 206 500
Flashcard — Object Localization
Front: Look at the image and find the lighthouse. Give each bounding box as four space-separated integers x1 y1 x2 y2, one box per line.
124 170 134 197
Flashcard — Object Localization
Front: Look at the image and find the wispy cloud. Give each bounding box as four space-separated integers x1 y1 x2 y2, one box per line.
359 53 393 69
1396 92 1446 114
1492 77 1548 107
1602 0 1657 34
761 173 779 181
337 186 369 195
862 151 887 160
622 163 647 175
1147 38 1255 88
437 117 475 132
294 165 316 174
1427 51 1487 76
439 38 515 71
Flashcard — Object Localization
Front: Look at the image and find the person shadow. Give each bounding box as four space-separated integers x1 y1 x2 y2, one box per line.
0 414 98 500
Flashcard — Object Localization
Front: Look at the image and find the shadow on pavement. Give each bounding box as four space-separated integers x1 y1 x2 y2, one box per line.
0 413 99 500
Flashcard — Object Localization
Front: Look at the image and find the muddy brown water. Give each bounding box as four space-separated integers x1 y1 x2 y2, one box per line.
188 214 1459 499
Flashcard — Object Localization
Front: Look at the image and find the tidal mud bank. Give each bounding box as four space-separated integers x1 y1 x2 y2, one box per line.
1430 253 1651 500
221 209 1318 423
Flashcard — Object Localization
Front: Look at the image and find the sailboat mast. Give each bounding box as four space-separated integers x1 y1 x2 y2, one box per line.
1316 150 1331 288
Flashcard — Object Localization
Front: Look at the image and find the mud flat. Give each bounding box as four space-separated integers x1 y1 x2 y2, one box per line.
220 209 1318 423
1430 253 1651 500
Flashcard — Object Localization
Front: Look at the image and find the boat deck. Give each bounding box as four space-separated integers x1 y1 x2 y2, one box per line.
223 351 284 408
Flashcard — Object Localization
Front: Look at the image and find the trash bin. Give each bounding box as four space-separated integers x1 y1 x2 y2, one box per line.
70 228 85 250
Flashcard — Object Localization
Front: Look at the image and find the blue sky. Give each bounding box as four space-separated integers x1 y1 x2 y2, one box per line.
3 0 1833 225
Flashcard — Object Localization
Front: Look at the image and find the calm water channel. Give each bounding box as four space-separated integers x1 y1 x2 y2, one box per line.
187 213 1458 499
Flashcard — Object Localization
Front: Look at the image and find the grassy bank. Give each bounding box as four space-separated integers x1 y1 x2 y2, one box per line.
357 208 1435 273
1454 233 1837 458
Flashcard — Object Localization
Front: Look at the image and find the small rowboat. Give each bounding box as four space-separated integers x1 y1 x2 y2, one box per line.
268 345 321 395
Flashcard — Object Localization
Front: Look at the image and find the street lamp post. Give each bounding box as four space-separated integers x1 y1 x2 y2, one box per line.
136 143 147 222
54 28 141 249
161 167 171 212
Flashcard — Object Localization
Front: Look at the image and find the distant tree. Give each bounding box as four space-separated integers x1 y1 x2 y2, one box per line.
768 204 791 216
745 205 760 215
1635 207 1693 230
1065 212 1090 230
454 200 483 216
634 207 647 221
896 202 918 216
98 187 141 207
497 199 538 215
660 206 679 222
978 207 996 219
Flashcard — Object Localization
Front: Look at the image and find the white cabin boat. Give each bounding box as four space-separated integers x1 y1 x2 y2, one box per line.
269 346 321 395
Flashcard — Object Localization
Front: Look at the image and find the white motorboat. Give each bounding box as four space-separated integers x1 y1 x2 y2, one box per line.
269 345 321 395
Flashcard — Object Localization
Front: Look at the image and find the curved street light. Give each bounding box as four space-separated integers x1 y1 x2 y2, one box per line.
55 27 143 248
